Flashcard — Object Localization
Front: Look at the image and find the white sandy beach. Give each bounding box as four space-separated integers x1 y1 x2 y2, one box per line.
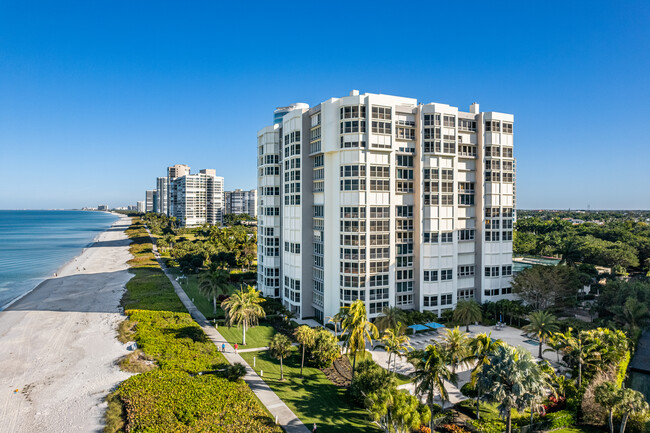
0 215 134 433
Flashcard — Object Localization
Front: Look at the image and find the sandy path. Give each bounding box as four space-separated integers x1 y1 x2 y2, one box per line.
0 215 134 433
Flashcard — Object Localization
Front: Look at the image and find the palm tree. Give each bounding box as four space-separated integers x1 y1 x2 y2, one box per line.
440 326 470 374
221 285 266 345
268 333 292 381
595 382 621 433
375 306 407 333
341 299 379 376
376 322 412 373
409 344 458 431
523 310 559 359
198 269 231 314
327 309 347 339
478 344 546 433
558 328 599 388
294 325 316 377
617 388 649 433
467 332 504 419
454 300 482 332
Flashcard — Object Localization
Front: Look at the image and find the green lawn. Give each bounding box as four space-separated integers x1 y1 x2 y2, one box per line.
551 426 604 433
219 323 276 348
241 348 377 433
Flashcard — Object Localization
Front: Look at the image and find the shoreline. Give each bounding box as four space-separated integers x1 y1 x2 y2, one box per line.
0 212 122 312
0 214 135 433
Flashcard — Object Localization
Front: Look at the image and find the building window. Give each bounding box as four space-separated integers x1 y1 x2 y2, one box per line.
441 269 453 281
502 265 512 276
440 293 453 305
424 270 438 282
485 266 500 277
458 229 475 241
458 265 475 277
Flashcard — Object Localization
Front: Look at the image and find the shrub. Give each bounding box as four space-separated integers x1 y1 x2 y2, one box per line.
307 329 340 368
222 363 247 381
616 351 631 387
441 424 472 433
348 359 396 406
467 419 506 433
117 370 282 432
544 410 575 430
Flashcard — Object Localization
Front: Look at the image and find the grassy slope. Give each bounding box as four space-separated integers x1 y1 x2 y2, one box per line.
240 348 377 433
106 219 281 433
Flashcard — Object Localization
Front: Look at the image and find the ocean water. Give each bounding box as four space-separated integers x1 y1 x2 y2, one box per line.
0 210 119 309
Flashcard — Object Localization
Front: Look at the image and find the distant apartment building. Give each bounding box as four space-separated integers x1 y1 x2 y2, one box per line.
136 201 145 213
169 168 224 227
97 204 108 211
145 190 156 213
156 177 168 214
225 189 257 218
257 92 515 322
167 164 191 216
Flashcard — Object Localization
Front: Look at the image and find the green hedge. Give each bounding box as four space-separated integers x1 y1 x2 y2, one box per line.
119 370 281 432
467 419 506 433
545 410 576 430
616 351 631 387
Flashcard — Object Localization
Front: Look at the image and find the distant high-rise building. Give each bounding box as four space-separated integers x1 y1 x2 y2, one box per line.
156 177 168 214
169 169 224 227
167 164 191 216
97 205 108 211
136 201 145 213
257 91 515 322
145 190 156 213
225 189 257 218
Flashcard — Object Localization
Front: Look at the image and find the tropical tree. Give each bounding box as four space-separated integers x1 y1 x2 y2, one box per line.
308 329 340 368
562 328 600 389
523 310 559 359
440 326 470 374
198 268 231 313
478 344 546 433
294 325 316 377
341 299 379 376
376 322 412 373
466 332 505 419
268 333 292 381
595 382 621 433
327 309 347 339
617 388 649 433
409 344 457 430
221 285 266 345
366 387 431 433
454 300 482 332
375 306 407 333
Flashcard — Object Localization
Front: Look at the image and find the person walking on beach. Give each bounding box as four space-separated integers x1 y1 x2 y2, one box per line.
234 343 238 354
221 343 225 353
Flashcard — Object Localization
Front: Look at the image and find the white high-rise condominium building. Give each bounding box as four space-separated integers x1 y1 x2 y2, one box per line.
225 189 258 218
169 169 224 227
136 201 145 213
156 177 168 214
167 164 191 216
257 91 515 323
145 190 156 213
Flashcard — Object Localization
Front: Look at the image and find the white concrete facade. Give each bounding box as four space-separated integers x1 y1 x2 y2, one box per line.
225 189 258 218
156 177 168 214
169 169 224 227
257 92 515 323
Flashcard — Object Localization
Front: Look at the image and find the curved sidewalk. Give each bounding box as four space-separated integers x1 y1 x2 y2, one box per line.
149 237 309 433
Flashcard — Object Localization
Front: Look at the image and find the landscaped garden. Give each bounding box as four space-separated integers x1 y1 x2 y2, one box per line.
105 218 282 433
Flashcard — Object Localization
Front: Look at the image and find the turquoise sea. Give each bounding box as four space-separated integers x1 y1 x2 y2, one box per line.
0 210 119 309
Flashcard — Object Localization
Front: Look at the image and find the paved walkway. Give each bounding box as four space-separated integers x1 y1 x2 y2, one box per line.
149 233 309 433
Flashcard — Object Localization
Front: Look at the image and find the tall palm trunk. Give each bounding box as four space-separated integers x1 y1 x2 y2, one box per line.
242 321 247 346
352 352 357 377
476 395 481 419
466 323 470 332
620 413 629 433
578 360 582 388
213 295 217 314
607 408 614 433
300 344 305 377
538 338 543 359
280 356 284 380
506 409 512 433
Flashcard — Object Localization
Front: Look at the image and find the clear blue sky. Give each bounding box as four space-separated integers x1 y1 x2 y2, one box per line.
1 1 649 210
